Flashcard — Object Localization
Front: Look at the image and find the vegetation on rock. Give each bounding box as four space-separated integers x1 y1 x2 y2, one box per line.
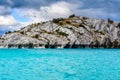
5 31 12 34
69 14 76 18
108 18 114 24
52 18 64 23
1 15 120 48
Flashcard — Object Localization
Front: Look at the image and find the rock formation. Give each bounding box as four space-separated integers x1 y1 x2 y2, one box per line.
0 15 120 48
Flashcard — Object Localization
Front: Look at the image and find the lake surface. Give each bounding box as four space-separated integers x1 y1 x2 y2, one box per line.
0 49 120 80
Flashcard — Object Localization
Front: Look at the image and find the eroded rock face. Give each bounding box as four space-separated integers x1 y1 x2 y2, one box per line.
0 16 120 48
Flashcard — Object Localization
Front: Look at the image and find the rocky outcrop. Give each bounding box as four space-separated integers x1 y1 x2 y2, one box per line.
0 16 120 48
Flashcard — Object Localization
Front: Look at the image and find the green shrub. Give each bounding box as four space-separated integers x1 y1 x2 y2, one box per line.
57 31 68 36
71 23 79 27
82 17 88 20
117 23 120 28
113 39 119 47
69 14 76 18
99 31 105 35
52 18 64 23
79 24 85 27
34 34 39 39
20 31 24 34
58 21 64 25
108 18 113 24
66 21 71 24
37 23 40 25
13 30 17 33
5 31 12 34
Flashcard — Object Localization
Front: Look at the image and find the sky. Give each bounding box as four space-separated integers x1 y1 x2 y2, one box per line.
0 0 120 35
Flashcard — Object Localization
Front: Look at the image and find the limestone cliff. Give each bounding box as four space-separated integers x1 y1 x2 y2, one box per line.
0 15 120 48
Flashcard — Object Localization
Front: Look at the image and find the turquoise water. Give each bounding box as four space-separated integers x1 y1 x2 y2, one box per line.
0 49 120 80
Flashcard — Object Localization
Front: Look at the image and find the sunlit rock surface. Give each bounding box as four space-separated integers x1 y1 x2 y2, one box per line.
0 16 120 48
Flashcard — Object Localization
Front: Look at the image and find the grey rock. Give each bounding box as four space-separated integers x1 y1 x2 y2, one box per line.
0 16 120 48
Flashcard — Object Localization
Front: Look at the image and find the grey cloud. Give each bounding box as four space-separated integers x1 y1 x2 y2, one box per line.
0 0 120 35
78 0 120 13
0 0 63 9
0 6 11 15
0 0 119 13
0 0 119 20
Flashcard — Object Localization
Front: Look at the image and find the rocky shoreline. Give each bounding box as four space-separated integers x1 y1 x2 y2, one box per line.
0 43 120 49
0 15 120 48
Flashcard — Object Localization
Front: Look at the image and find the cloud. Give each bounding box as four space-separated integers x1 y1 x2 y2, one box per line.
0 6 10 15
0 1 79 34
0 15 30 32
14 1 80 22
0 0 120 34
76 8 119 19
0 15 20 32
7 0 13 5
0 15 18 26
0 0 120 20
19 1 119 22
0 0 119 14
0 0 120 14
0 0 62 9
40 2 71 16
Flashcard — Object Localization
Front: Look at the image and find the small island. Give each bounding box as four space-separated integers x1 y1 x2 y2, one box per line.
0 15 120 48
